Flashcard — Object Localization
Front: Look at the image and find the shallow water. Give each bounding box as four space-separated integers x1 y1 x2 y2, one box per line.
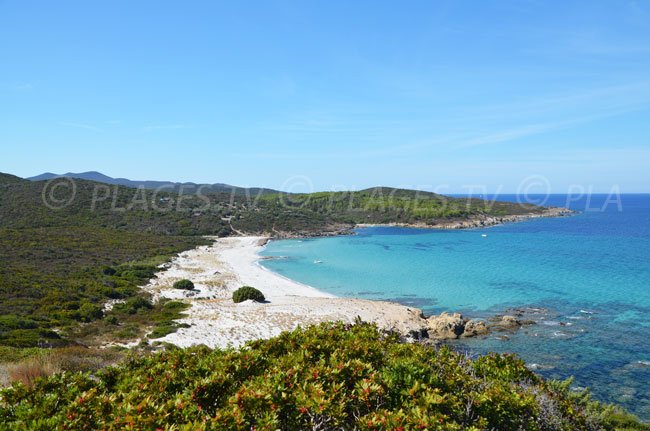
260 194 650 419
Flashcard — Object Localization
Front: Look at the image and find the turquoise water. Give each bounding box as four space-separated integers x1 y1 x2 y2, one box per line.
260 195 650 419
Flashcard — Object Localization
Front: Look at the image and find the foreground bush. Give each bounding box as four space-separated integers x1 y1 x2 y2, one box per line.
172 279 195 290
232 285 265 303
0 322 645 430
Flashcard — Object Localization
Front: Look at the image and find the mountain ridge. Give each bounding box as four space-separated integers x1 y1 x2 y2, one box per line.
26 171 280 195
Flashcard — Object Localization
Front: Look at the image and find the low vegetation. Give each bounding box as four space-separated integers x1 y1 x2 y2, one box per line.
0 226 207 348
5 173 645 427
232 285 266 303
0 174 546 238
172 279 195 290
3 346 124 388
0 323 646 430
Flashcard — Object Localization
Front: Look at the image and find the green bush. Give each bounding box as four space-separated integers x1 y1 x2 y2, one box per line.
163 300 187 310
147 325 177 339
101 266 116 276
232 286 265 303
172 279 195 290
0 322 638 430
113 296 153 315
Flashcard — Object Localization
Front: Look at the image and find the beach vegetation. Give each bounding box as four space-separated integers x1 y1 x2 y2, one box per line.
172 279 195 290
0 224 207 347
0 322 644 430
233 286 265 303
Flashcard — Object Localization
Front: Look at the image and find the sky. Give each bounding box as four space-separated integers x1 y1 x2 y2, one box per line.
1 0 649 193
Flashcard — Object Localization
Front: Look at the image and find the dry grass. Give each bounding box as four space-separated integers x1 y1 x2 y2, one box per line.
3 346 125 388
6 355 59 387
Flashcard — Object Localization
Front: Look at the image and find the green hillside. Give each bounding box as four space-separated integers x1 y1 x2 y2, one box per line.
0 173 26 185
1 173 647 429
0 173 557 348
27 171 280 196
247 187 546 233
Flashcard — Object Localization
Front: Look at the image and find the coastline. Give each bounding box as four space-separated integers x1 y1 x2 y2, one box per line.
270 206 575 238
355 206 574 230
142 236 529 349
144 236 431 348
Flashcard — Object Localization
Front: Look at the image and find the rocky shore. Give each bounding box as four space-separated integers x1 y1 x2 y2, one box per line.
356 206 574 231
140 237 539 349
270 206 575 238
423 311 536 341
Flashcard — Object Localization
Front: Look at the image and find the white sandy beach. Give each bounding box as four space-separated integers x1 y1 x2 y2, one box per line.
143 236 428 348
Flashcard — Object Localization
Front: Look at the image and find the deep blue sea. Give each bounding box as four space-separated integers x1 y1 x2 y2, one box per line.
260 194 650 419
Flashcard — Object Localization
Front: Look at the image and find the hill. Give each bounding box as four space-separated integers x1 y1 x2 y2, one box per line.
27 171 279 195
1 322 646 430
0 173 26 185
3 172 647 429
0 172 562 347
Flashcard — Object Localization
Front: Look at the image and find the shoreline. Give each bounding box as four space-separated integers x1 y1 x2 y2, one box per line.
270 206 575 238
142 236 532 349
143 237 432 348
356 207 575 230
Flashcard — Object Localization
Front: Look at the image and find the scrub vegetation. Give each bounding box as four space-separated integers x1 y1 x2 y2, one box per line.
1 323 646 430
5 173 643 429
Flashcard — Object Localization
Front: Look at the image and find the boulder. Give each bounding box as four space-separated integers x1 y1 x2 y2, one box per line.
427 312 465 339
463 319 488 337
501 315 521 327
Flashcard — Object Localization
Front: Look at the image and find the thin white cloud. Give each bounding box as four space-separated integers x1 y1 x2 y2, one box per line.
142 124 189 132
59 122 103 132
12 83 34 91
455 124 556 148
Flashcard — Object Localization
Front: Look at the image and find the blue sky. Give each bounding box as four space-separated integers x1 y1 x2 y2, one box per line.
1 0 649 193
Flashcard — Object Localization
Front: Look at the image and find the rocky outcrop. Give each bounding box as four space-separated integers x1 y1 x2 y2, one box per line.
463 319 489 337
488 314 536 331
425 313 490 339
427 312 465 339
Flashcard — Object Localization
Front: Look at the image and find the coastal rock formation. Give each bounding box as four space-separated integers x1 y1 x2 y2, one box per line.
426 312 465 339
357 207 575 231
500 315 521 328
463 319 489 337
425 313 490 339
489 314 536 331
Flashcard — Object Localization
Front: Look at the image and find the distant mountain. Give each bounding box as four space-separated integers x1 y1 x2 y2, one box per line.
27 171 279 195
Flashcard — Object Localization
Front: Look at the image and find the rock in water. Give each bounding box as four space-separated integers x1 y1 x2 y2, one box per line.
501 315 521 327
463 319 488 337
427 312 465 339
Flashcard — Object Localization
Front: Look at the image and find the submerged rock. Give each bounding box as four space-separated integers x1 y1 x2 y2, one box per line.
489 314 536 331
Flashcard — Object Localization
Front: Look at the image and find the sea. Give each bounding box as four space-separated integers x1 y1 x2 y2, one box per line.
259 194 650 419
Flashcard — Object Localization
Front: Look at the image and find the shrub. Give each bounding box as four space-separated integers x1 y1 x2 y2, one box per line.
0 315 38 331
232 286 265 303
147 325 177 339
172 279 195 290
77 302 104 322
0 329 63 348
101 266 116 276
163 300 185 309
113 296 153 315
0 322 637 430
